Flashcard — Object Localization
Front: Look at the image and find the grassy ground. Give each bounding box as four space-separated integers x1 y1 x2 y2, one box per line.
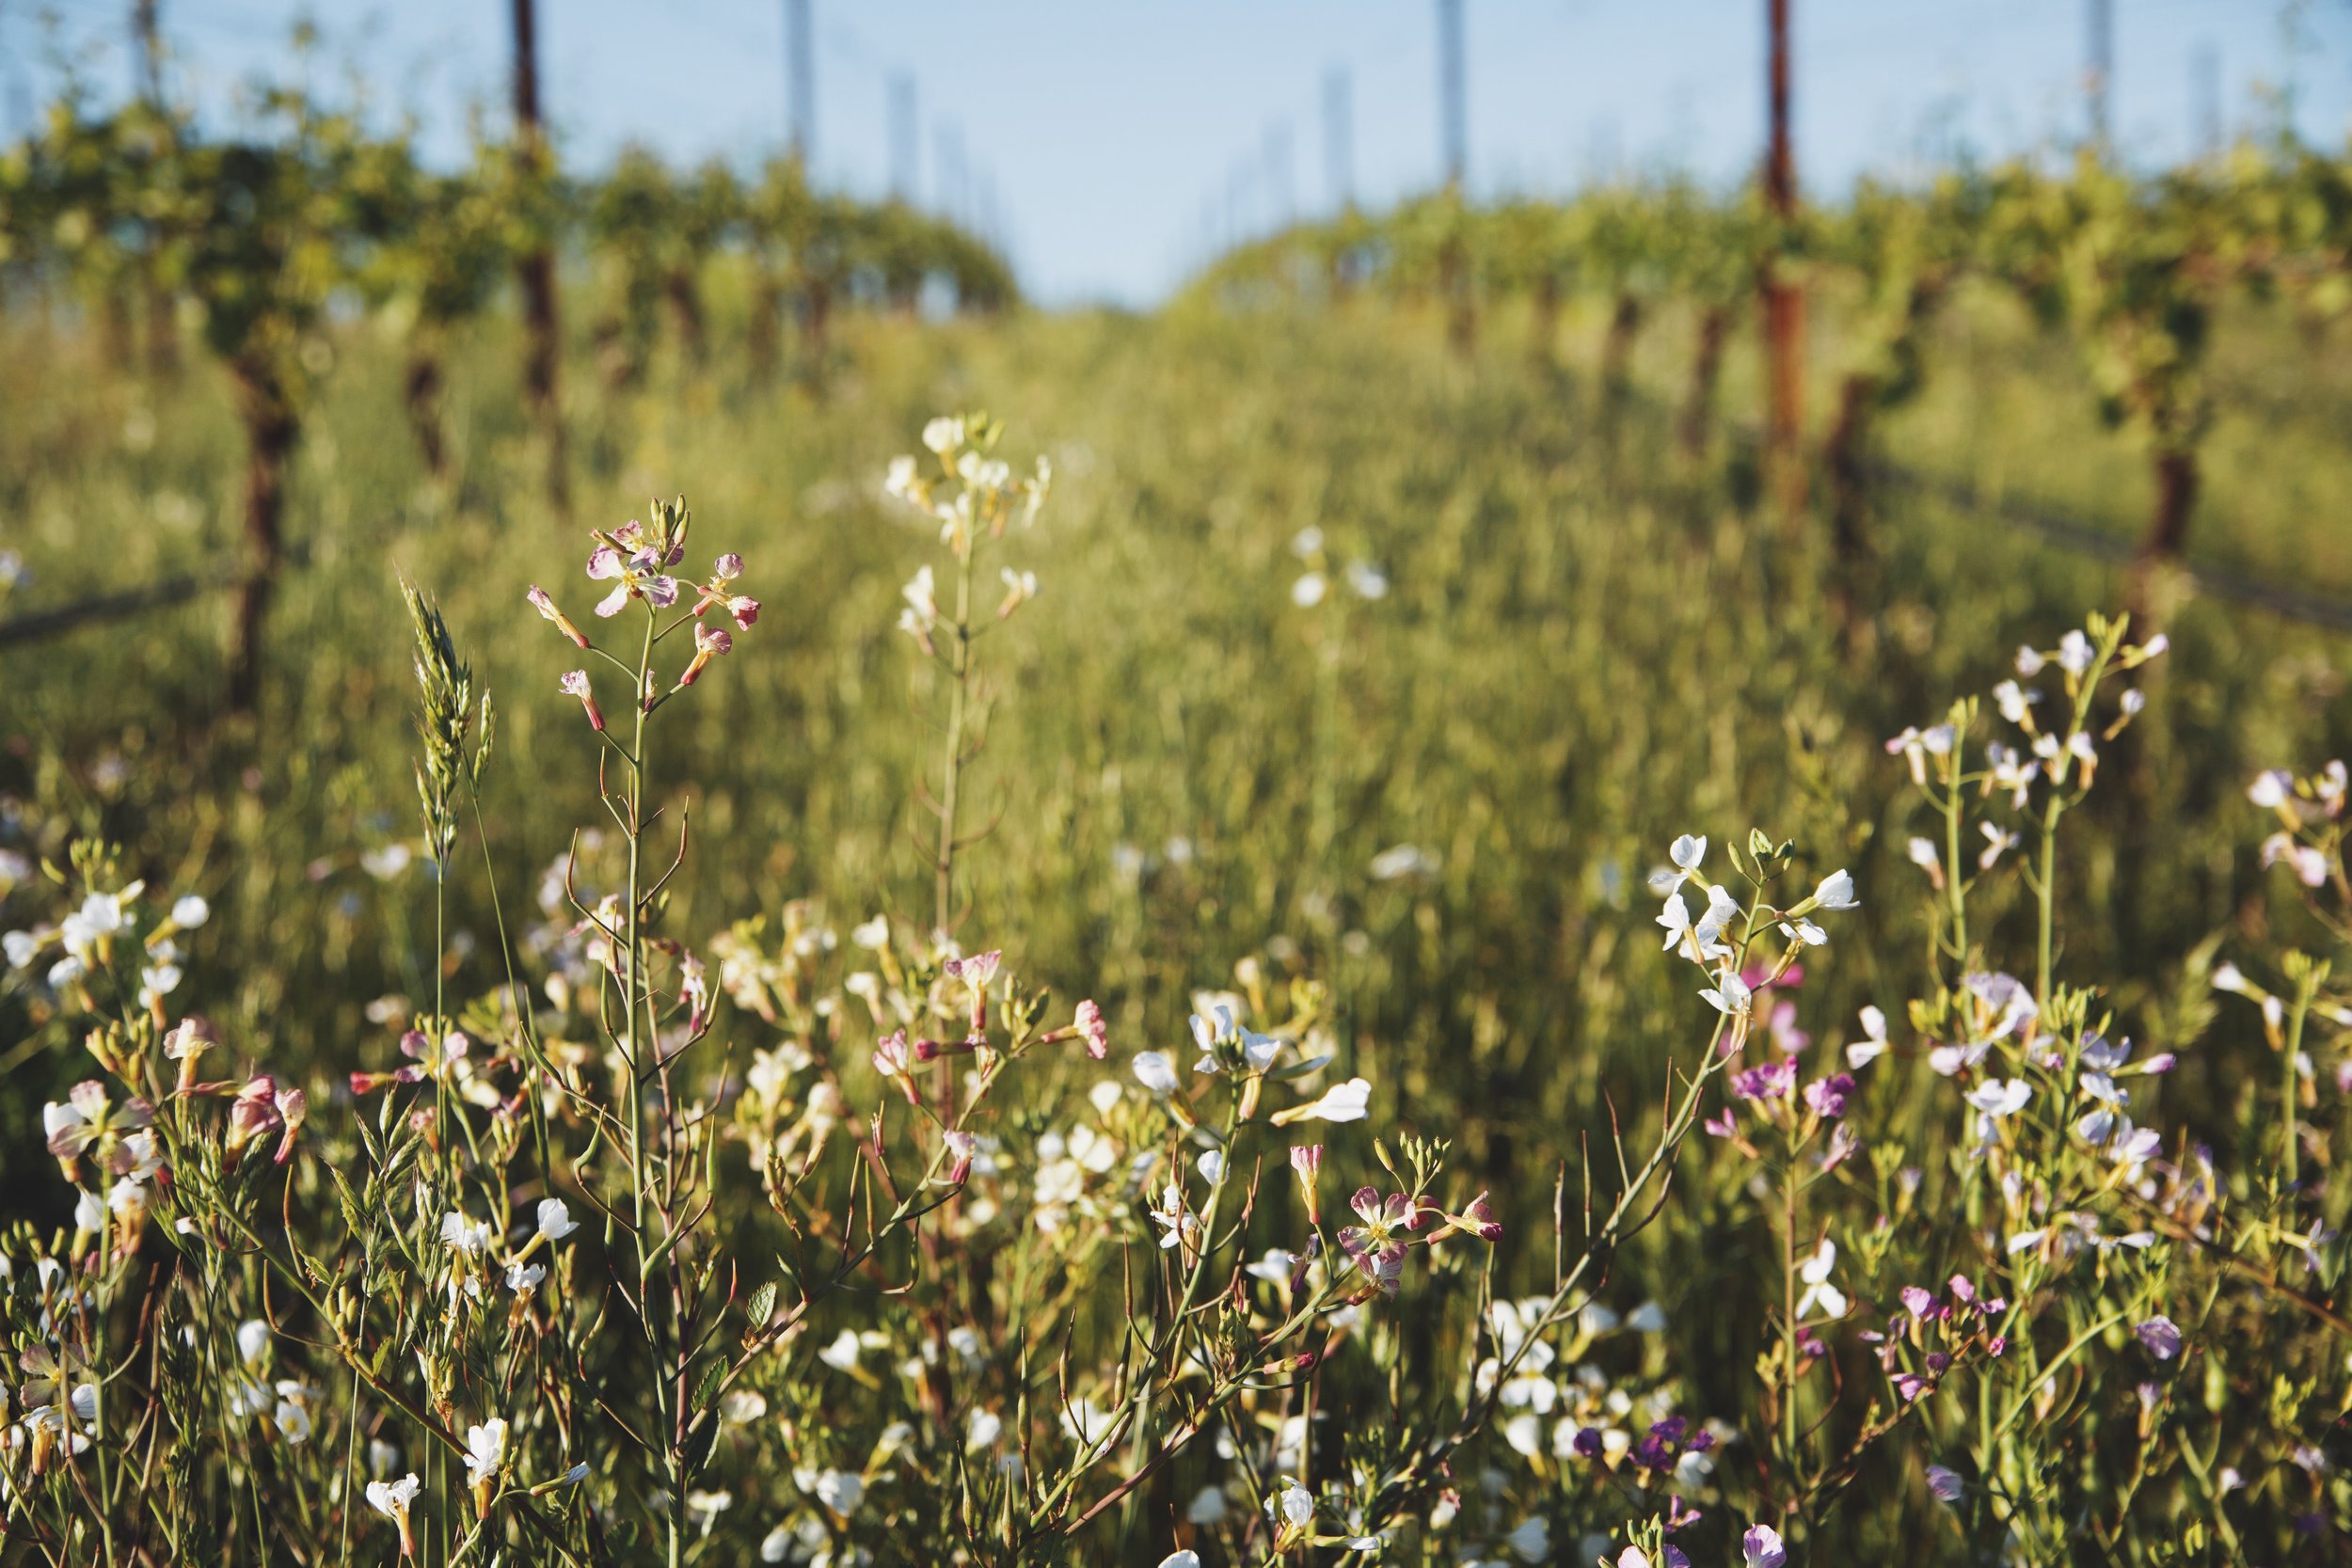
4 278 2349 1274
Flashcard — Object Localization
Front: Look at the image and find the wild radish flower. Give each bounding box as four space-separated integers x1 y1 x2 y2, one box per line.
504 1260 546 1295
138 961 183 1008
1268 1480 1315 1544
224 1076 300 1163
678 622 733 686
163 1016 217 1093
872 1031 919 1102
1272 1076 1371 1124
1289 1144 1324 1222
1339 1187 1421 1283
923 416 965 454
1886 727 1931 784
59 889 128 961
463 1418 508 1515
526 584 591 648
2260 832 2329 887
536 1198 577 1242
1810 869 1857 911
1848 1006 1889 1069
1073 998 1108 1059
1700 970 1753 1021
1905 836 1945 887
1778 918 1826 949
558 670 604 731
1804 1072 1856 1119
365 1473 422 1557
1290 571 1327 608
2136 1317 2183 1360
1368 843 1442 880
2052 627 2094 675
586 537 679 618
690 555 761 630
1159 1553 1203 1568
996 566 1039 617
1649 833 1708 895
1796 1238 1847 1319
942 1130 978 1183
898 565 940 651
1149 1181 1198 1252
1660 883 1739 963
1132 1052 1180 1095
1965 1079 2033 1119
1984 743 2038 808
440 1212 494 1257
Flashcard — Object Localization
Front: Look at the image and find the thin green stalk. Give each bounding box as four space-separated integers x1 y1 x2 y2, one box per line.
1944 751 1969 965
2282 969 2314 1188
1782 1153 1801 1465
2035 794 2060 1005
934 548 976 934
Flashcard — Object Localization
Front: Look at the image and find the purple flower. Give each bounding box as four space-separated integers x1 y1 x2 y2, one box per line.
558 670 604 732
1925 1464 1963 1502
1731 1060 1797 1102
1803 1072 1856 1119
1894 1373 1930 1402
1899 1285 1934 1318
1571 1426 1603 1459
1741 1525 1788 1568
2135 1316 2183 1361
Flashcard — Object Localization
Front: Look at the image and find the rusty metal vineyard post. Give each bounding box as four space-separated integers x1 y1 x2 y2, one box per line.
511 0 568 517
1762 0 1807 525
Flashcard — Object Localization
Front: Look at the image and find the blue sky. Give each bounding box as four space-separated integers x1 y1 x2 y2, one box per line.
11 1 2351 304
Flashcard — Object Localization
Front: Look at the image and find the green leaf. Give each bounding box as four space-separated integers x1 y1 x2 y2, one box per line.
692 1359 726 1413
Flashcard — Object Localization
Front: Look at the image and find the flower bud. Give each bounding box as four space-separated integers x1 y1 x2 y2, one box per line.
1289 1145 1324 1225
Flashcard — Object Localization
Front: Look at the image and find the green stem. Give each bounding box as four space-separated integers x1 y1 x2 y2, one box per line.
2283 969 2314 1189
1944 751 1968 966
934 548 976 934
2035 795 2061 1004
1782 1154 1801 1466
